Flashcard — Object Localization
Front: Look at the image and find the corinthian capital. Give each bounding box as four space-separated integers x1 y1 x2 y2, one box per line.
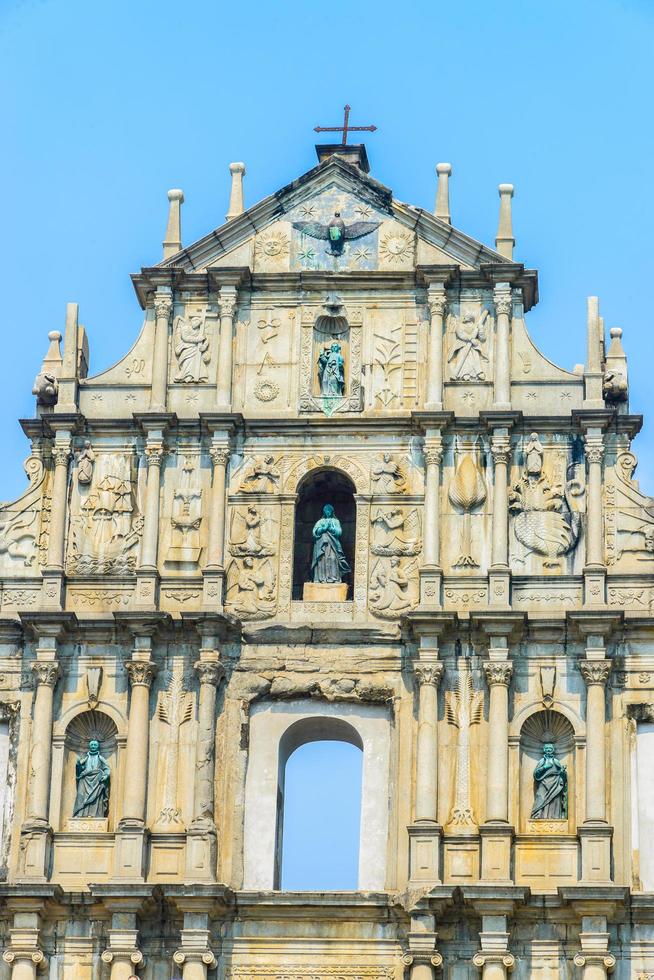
584 434 605 466
194 660 226 687
218 287 238 319
125 660 158 688
153 293 173 321
210 446 230 468
424 438 443 467
494 286 512 318
52 446 71 468
428 289 447 318
491 437 511 467
483 660 513 687
579 659 611 686
415 661 444 687
145 442 164 467
31 661 60 688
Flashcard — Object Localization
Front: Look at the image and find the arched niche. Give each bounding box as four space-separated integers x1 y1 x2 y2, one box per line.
519 709 575 833
243 699 390 891
60 710 118 830
292 468 356 600
313 311 349 398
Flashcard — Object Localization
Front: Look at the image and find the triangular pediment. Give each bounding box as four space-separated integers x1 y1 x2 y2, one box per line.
158 154 515 275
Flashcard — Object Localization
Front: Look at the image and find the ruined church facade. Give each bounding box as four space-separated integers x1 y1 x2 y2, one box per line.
0 142 651 978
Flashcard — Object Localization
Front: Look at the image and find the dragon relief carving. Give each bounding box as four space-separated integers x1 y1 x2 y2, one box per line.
509 434 584 569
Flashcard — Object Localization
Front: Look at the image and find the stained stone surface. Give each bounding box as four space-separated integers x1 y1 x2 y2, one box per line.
0 142 648 977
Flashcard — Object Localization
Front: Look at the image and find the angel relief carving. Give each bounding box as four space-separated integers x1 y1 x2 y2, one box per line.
371 453 406 494
369 556 418 618
67 454 142 575
371 507 421 556
172 310 216 383
225 505 278 620
447 308 489 381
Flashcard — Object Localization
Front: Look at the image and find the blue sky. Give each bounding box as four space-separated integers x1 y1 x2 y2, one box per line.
2 0 653 887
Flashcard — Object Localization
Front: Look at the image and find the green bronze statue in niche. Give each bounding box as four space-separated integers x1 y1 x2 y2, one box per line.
531 739 567 819
318 342 345 397
311 504 350 584
73 738 110 818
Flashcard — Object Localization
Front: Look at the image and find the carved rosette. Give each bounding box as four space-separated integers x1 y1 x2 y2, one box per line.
579 659 611 686
31 661 60 688
194 660 225 687
483 661 513 687
414 662 444 687
125 660 157 688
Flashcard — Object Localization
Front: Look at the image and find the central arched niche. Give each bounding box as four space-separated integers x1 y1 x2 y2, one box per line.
292 468 356 600
519 709 575 831
62 709 118 829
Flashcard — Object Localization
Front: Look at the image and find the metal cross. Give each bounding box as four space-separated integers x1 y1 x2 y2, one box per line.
314 104 377 145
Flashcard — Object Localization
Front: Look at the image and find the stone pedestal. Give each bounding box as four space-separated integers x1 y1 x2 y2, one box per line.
303 582 347 601
480 824 514 883
408 823 443 883
579 824 613 884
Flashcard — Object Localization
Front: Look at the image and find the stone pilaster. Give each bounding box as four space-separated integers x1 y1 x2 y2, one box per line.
216 286 238 409
151 288 173 412
481 658 513 882
493 285 512 410
404 912 443 980
115 639 157 880
489 432 511 606
173 924 217 980
573 922 616 980
426 287 446 410
19 631 61 880
583 430 606 605
420 436 443 605
408 654 444 884
203 440 230 606
186 632 225 881
2 923 45 980
101 924 144 980
42 429 72 608
579 648 613 883
135 431 165 607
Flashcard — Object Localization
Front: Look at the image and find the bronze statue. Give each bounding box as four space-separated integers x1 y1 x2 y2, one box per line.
531 740 567 819
311 504 350 584
73 738 110 818
318 342 345 397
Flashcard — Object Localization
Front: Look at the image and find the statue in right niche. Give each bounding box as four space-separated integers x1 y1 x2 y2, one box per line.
531 739 567 820
318 342 345 397
311 504 350 584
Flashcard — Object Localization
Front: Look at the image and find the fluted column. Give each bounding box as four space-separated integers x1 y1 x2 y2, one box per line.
25 661 60 827
584 433 605 570
414 662 444 823
203 441 230 605
483 661 513 823
490 434 510 570
191 660 225 827
120 660 157 826
45 434 72 571
426 288 446 409
151 289 172 411
421 437 443 606
493 285 512 410
580 658 611 823
136 434 164 606
216 286 237 409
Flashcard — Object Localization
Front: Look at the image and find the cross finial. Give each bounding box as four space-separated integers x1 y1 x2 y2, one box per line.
314 104 377 145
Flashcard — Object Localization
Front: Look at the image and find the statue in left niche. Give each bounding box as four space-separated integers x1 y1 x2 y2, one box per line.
531 738 567 820
73 738 110 818
311 504 350 584
318 342 345 397
173 311 212 383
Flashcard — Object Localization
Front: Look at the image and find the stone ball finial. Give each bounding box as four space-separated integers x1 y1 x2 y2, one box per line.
499 183 514 196
167 188 184 203
48 330 62 342
436 162 452 174
230 162 246 175
610 327 623 339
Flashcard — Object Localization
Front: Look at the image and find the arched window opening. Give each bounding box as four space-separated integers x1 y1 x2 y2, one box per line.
292 469 356 600
275 717 363 890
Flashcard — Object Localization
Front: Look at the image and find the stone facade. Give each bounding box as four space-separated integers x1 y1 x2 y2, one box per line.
0 142 651 977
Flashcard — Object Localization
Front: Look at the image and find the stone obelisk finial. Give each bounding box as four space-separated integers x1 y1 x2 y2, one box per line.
434 163 452 224
226 162 246 221
495 183 515 259
163 189 184 260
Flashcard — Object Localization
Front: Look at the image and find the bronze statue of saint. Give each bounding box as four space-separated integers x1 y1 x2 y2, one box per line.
530 740 567 819
317 342 345 397
311 504 350 584
73 738 110 818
